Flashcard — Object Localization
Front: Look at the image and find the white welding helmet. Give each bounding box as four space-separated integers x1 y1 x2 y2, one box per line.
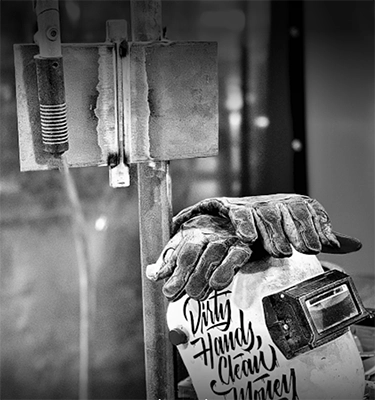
167 248 368 400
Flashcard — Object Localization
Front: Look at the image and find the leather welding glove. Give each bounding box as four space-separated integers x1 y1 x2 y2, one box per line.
172 193 340 258
146 215 252 301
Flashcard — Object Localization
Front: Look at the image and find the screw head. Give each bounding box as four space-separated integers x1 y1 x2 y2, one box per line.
283 323 289 331
46 27 58 41
169 328 188 346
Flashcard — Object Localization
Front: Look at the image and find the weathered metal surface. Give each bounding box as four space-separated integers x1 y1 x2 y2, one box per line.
106 20 131 187
14 44 104 171
130 41 218 161
14 41 218 171
131 1 176 399
137 160 175 400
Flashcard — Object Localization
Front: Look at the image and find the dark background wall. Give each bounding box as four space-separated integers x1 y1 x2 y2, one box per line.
305 1 374 276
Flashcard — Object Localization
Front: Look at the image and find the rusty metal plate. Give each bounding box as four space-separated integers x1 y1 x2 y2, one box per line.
14 44 104 171
14 41 218 171
130 41 218 162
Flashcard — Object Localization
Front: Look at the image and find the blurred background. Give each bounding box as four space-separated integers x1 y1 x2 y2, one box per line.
0 0 373 399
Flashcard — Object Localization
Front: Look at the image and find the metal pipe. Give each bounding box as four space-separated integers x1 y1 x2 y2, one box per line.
130 1 176 398
130 0 162 42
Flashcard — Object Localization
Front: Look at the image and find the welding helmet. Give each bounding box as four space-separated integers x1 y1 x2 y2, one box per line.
167 248 368 400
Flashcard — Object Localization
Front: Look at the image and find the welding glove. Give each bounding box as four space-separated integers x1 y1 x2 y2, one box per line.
146 215 252 301
172 193 340 258
146 193 341 301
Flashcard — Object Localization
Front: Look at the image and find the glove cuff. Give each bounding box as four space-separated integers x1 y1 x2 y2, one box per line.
321 231 362 254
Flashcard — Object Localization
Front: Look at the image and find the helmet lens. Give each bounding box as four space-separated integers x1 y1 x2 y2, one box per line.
306 284 359 334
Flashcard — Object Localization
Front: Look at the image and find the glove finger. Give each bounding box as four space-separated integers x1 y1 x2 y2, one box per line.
185 238 234 300
252 206 293 257
278 202 321 254
146 248 176 282
172 198 227 235
146 261 166 281
304 198 340 248
228 205 258 244
147 232 188 281
209 244 252 291
181 214 235 237
162 232 209 301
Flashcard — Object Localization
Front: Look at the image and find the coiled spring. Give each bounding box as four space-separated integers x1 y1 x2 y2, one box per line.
40 102 68 148
35 55 69 154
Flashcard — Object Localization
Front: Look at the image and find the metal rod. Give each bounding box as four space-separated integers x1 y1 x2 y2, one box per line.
137 161 175 400
130 1 176 399
131 0 162 42
34 0 69 154
107 20 130 187
34 0 62 57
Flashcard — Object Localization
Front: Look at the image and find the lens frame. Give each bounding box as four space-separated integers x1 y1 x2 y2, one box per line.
263 269 369 359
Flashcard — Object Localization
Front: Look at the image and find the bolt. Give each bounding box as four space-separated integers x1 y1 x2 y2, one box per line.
169 328 188 346
46 27 58 41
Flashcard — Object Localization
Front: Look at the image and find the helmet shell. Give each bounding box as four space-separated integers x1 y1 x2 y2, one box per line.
167 249 365 400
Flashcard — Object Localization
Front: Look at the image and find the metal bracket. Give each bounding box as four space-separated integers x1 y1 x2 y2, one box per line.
106 20 130 188
14 28 218 173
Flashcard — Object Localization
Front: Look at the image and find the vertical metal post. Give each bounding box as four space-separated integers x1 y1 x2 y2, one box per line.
130 1 176 399
34 0 62 58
